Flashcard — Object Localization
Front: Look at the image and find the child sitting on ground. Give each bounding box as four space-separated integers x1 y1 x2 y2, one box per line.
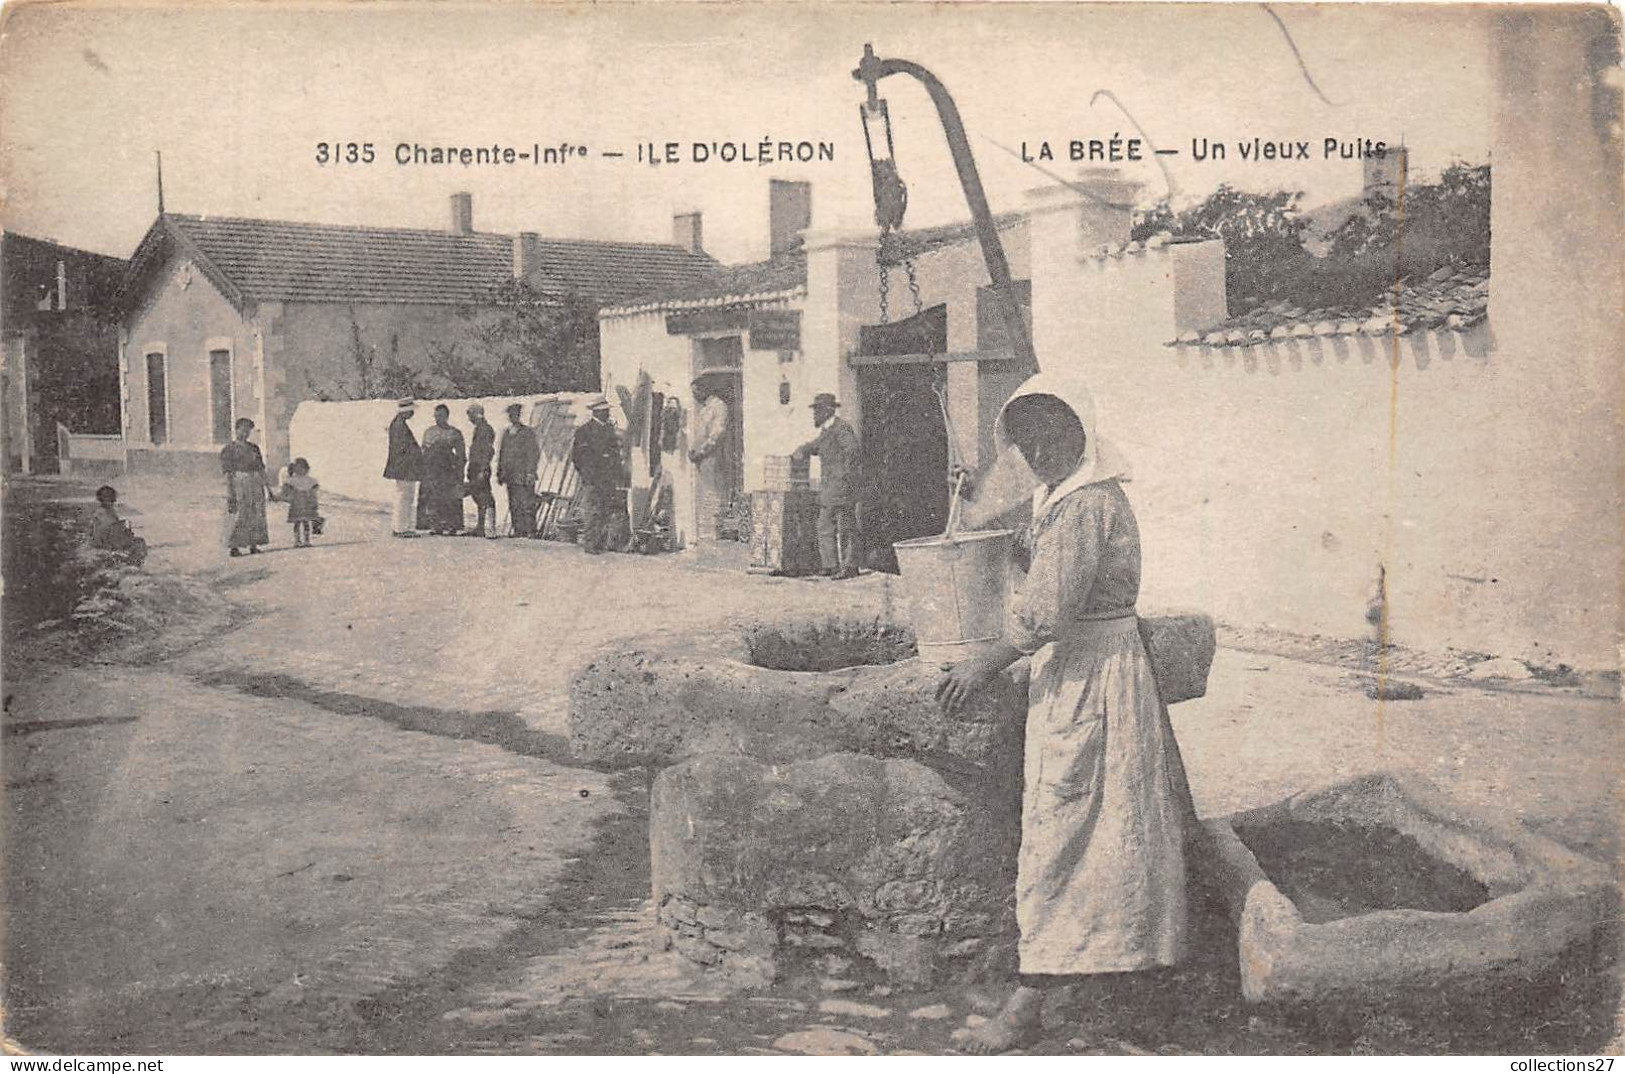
87 485 148 566
275 458 323 547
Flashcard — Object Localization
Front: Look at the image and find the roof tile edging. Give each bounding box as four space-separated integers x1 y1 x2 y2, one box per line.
1170 311 1489 351
600 284 808 319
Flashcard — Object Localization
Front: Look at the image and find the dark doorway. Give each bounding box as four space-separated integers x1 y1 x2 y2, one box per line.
209 349 233 444
692 338 745 542
855 304 950 573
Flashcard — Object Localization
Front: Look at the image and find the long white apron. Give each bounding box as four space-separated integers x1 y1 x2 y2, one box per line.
1016 614 1190 975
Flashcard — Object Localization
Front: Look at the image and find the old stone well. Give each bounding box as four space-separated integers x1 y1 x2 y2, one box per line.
568 610 1216 990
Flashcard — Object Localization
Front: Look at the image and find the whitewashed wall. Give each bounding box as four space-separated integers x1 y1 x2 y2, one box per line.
1022 159 1619 670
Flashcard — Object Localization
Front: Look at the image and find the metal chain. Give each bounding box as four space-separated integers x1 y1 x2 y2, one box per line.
904 257 923 317
878 261 891 324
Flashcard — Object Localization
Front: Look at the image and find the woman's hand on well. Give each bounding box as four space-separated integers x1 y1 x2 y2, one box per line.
936 640 1019 716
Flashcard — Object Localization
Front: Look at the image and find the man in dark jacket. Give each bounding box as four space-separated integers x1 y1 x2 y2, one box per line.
383 398 422 537
793 392 861 578
497 402 541 537
465 403 498 538
570 395 625 554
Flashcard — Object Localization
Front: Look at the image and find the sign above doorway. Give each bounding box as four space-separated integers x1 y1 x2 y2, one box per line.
665 308 801 353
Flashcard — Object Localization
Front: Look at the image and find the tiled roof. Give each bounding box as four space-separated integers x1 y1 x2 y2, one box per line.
878 212 1025 265
605 212 1027 315
608 253 809 313
141 214 715 308
1172 262 1490 348
3 233 127 318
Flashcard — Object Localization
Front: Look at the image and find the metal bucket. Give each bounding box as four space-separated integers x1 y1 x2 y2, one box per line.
892 529 1014 663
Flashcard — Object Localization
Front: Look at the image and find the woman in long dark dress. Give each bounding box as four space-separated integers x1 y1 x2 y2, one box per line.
221 417 274 557
418 403 467 535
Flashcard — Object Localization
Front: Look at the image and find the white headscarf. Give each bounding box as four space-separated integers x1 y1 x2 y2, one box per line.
993 372 1131 518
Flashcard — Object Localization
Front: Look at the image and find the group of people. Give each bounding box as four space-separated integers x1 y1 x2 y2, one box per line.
385 399 540 539
382 394 627 550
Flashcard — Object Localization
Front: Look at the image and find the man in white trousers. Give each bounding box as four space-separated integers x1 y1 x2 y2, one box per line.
383 398 422 537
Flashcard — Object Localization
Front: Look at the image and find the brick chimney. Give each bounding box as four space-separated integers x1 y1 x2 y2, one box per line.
1363 145 1409 206
1024 168 1231 364
673 212 704 254
450 192 473 234
512 232 542 280
769 179 812 258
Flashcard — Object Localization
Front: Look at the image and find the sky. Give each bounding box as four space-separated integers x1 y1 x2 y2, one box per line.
0 2 1494 264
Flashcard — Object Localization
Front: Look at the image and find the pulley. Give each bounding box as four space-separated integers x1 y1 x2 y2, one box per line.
860 98 909 235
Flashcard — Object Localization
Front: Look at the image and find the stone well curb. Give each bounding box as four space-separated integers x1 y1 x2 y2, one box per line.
567 612 1215 774
567 618 1031 775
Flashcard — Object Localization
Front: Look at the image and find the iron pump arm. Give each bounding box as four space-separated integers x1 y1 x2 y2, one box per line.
853 44 1038 372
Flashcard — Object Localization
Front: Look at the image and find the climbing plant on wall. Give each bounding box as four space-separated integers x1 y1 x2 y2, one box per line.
1132 162 1490 314
301 316 429 402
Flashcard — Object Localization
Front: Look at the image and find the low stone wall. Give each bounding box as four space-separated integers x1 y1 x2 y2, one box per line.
125 448 221 480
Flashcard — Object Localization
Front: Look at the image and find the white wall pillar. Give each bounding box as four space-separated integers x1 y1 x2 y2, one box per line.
799 228 881 482
802 227 882 407
1023 170 1142 376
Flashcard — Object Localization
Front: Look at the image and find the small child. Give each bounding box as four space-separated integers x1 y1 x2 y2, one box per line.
276 458 323 547
88 485 148 566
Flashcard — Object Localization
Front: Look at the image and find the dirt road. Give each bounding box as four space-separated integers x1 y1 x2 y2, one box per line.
4 472 1618 1054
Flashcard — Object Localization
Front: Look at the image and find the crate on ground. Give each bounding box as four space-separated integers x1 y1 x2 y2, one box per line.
761 454 811 491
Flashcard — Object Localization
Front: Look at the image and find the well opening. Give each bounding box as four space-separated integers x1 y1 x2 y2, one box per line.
742 619 917 673
1234 818 1490 924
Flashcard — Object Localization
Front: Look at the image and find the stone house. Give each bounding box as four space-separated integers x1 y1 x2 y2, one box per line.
116 193 716 473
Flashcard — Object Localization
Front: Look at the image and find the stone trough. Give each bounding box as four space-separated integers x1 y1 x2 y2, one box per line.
1200 772 1619 1005
568 612 1215 990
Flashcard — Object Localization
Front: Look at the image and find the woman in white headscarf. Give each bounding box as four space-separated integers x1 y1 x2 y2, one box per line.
938 372 1197 1052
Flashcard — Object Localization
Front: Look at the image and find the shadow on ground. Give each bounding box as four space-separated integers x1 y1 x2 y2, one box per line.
196 671 577 765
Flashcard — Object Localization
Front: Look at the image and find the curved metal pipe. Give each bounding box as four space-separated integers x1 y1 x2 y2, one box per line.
854 45 1038 372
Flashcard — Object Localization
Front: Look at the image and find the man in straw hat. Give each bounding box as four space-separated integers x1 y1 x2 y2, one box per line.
382 398 422 537
570 394 625 554
792 391 861 579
